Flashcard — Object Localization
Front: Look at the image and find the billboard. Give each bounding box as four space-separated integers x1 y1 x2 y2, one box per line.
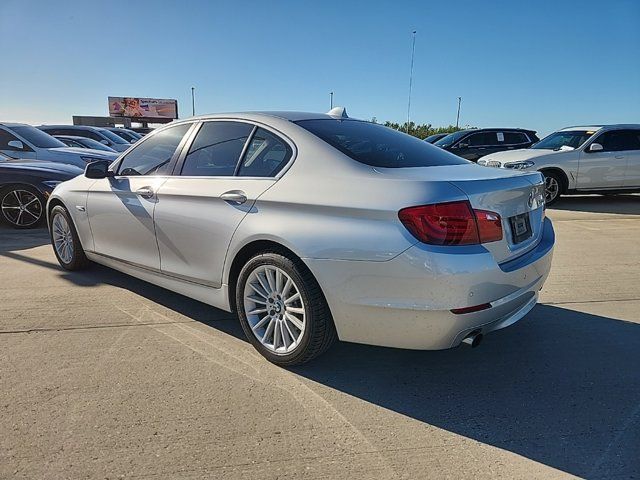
108 97 178 119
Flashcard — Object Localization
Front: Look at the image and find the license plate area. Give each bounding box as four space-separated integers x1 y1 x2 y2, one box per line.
509 212 532 244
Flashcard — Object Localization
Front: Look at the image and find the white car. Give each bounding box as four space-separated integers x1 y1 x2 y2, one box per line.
47 110 554 366
0 123 118 169
478 125 640 203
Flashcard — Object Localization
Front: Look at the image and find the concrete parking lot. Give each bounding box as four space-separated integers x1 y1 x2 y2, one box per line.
1 195 639 479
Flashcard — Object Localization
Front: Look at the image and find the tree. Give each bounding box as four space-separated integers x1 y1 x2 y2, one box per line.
382 121 463 140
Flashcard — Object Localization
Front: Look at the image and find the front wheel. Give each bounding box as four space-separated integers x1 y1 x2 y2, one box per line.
49 205 90 270
542 171 563 205
236 252 336 366
0 185 45 229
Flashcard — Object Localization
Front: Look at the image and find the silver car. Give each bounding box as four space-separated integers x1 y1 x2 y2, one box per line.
478 125 640 204
47 110 554 365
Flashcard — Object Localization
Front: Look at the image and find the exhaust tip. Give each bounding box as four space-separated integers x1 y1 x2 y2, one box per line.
462 332 483 348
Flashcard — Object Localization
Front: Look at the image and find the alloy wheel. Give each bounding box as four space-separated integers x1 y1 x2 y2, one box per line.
544 176 559 203
52 213 74 264
1 189 43 227
243 265 306 355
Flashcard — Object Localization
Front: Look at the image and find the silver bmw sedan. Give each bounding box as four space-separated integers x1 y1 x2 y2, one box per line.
47 109 554 366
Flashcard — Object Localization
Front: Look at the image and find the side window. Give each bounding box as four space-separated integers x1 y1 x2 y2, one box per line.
181 121 253 176
596 130 640 152
503 132 529 145
0 128 25 151
237 128 292 177
117 123 191 176
78 130 103 141
466 132 497 146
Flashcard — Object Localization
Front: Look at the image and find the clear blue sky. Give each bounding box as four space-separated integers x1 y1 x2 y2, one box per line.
1 0 638 136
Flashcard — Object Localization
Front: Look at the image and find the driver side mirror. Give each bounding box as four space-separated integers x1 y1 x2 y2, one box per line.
85 160 113 179
588 143 603 152
7 140 24 151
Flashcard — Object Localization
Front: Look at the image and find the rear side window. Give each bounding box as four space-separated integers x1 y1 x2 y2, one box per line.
237 128 292 177
295 119 467 168
596 130 640 152
503 132 529 145
181 121 253 176
117 123 191 176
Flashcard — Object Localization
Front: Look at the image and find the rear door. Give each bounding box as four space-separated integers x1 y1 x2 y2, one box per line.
154 121 293 287
577 130 631 189
620 130 640 188
502 131 532 151
86 122 193 269
458 131 500 161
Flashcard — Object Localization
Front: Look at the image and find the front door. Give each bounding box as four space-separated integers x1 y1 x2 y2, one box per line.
154 121 293 287
85 123 193 269
0 128 37 160
577 130 632 189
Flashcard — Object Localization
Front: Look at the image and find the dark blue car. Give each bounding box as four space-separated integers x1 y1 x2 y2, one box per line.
0 151 83 228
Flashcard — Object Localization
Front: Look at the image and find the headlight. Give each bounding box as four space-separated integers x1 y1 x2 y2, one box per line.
504 160 535 170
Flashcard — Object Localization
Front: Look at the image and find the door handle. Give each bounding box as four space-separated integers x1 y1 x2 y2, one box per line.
135 187 154 199
614 155 625 159
220 190 247 204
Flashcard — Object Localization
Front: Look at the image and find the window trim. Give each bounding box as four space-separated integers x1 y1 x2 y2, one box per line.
111 122 199 177
171 118 297 180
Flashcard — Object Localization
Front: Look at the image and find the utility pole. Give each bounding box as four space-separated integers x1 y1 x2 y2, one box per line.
191 87 195 116
406 30 417 134
330 92 334 109
456 96 462 128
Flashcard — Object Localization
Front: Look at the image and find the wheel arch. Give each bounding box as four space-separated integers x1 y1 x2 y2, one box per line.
538 167 569 193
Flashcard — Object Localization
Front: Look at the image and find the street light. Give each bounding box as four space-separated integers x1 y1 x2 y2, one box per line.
330 91 334 109
406 30 417 133
456 96 462 129
191 87 195 116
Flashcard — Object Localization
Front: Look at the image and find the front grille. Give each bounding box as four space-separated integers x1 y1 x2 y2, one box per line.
486 160 501 168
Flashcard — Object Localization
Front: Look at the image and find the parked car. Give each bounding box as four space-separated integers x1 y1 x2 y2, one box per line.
0 151 82 228
38 125 131 152
434 128 539 161
105 127 142 143
54 135 118 152
424 133 448 143
478 125 640 204
47 110 554 366
0 123 118 168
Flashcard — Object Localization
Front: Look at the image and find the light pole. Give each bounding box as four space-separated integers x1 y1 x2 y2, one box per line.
330 91 334 109
191 87 195 116
406 30 417 133
456 96 462 128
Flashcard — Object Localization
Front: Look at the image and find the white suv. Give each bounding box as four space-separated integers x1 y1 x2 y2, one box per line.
478 125 640 204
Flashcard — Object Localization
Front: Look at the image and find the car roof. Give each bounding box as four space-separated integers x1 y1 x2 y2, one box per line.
39 124 104 130
53 135 92 140
560 124 640 131
0 122 32 128
183 111 345 123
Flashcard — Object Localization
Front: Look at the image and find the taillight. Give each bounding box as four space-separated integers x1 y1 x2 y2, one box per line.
398 200 502 245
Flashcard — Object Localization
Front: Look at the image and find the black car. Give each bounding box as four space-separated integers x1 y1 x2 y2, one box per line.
0 152 83 229
424 133 448 144
434 128 539 161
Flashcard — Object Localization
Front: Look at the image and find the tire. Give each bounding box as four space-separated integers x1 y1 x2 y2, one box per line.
541 171 564 205
0 185 46 229
49 205 90 271
236 251 336 366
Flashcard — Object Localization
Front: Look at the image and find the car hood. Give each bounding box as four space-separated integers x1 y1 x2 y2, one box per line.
0 159 84 175
49 147 119 160
480 149 557 163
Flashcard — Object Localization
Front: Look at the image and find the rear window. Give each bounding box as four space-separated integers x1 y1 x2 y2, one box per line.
296 119 467 168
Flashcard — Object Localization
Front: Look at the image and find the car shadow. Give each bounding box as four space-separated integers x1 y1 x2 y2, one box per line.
0 225 50 252
292 304 640 478
551 194 640 215
3 246 638 477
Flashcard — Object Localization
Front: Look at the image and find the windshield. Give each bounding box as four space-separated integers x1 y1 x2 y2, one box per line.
97 128 129 144
434 130 469 147
532 130 595 150
296 119 467 168
77 137 116 151
12 125 67 148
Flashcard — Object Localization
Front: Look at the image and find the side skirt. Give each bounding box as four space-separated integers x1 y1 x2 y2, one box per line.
85 251 232 312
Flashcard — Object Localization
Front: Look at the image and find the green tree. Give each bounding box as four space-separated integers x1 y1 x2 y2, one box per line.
382 121 463 140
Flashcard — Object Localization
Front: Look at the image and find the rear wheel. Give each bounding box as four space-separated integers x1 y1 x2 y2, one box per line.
49 205 90 270
236 251 336 366
0 185 45 229
542 171 563 205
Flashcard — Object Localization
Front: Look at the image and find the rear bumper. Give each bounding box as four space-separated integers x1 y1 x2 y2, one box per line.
304 217 554 350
